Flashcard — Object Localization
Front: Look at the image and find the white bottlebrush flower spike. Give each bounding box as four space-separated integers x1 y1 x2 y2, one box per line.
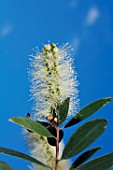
24 130 70 170
29 43 79 120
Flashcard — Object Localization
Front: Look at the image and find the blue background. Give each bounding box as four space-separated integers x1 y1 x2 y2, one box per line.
0 0 113 169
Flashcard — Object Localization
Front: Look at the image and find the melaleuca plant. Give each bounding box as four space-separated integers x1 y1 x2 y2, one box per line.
0 43 113 170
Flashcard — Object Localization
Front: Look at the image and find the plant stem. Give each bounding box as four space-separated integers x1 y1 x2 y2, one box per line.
55 126 59 170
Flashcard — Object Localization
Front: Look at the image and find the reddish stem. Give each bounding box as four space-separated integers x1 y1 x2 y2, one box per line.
55 126 59 170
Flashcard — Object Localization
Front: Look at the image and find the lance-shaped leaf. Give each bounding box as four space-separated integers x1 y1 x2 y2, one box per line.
0 147 52 170
0 161 13 170
61 119 107 160
72 152 113 170
70 147 101 169
57 97 70 124
65 97 112 128
9 117 54 138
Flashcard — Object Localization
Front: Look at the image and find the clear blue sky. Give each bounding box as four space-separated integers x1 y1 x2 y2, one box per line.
0 0 113 169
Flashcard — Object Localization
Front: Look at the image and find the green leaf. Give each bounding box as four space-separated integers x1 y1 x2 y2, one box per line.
61 119 107 160
72 152 113 170
9 117 54 138
70 147 101 169
65 97 112 128
0 161 13 170
0 147 52 170
58 97 70 124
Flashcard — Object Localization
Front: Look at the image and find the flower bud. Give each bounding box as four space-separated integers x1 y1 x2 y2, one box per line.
44 44 51 51
46 115 53 121
54 117 58 123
